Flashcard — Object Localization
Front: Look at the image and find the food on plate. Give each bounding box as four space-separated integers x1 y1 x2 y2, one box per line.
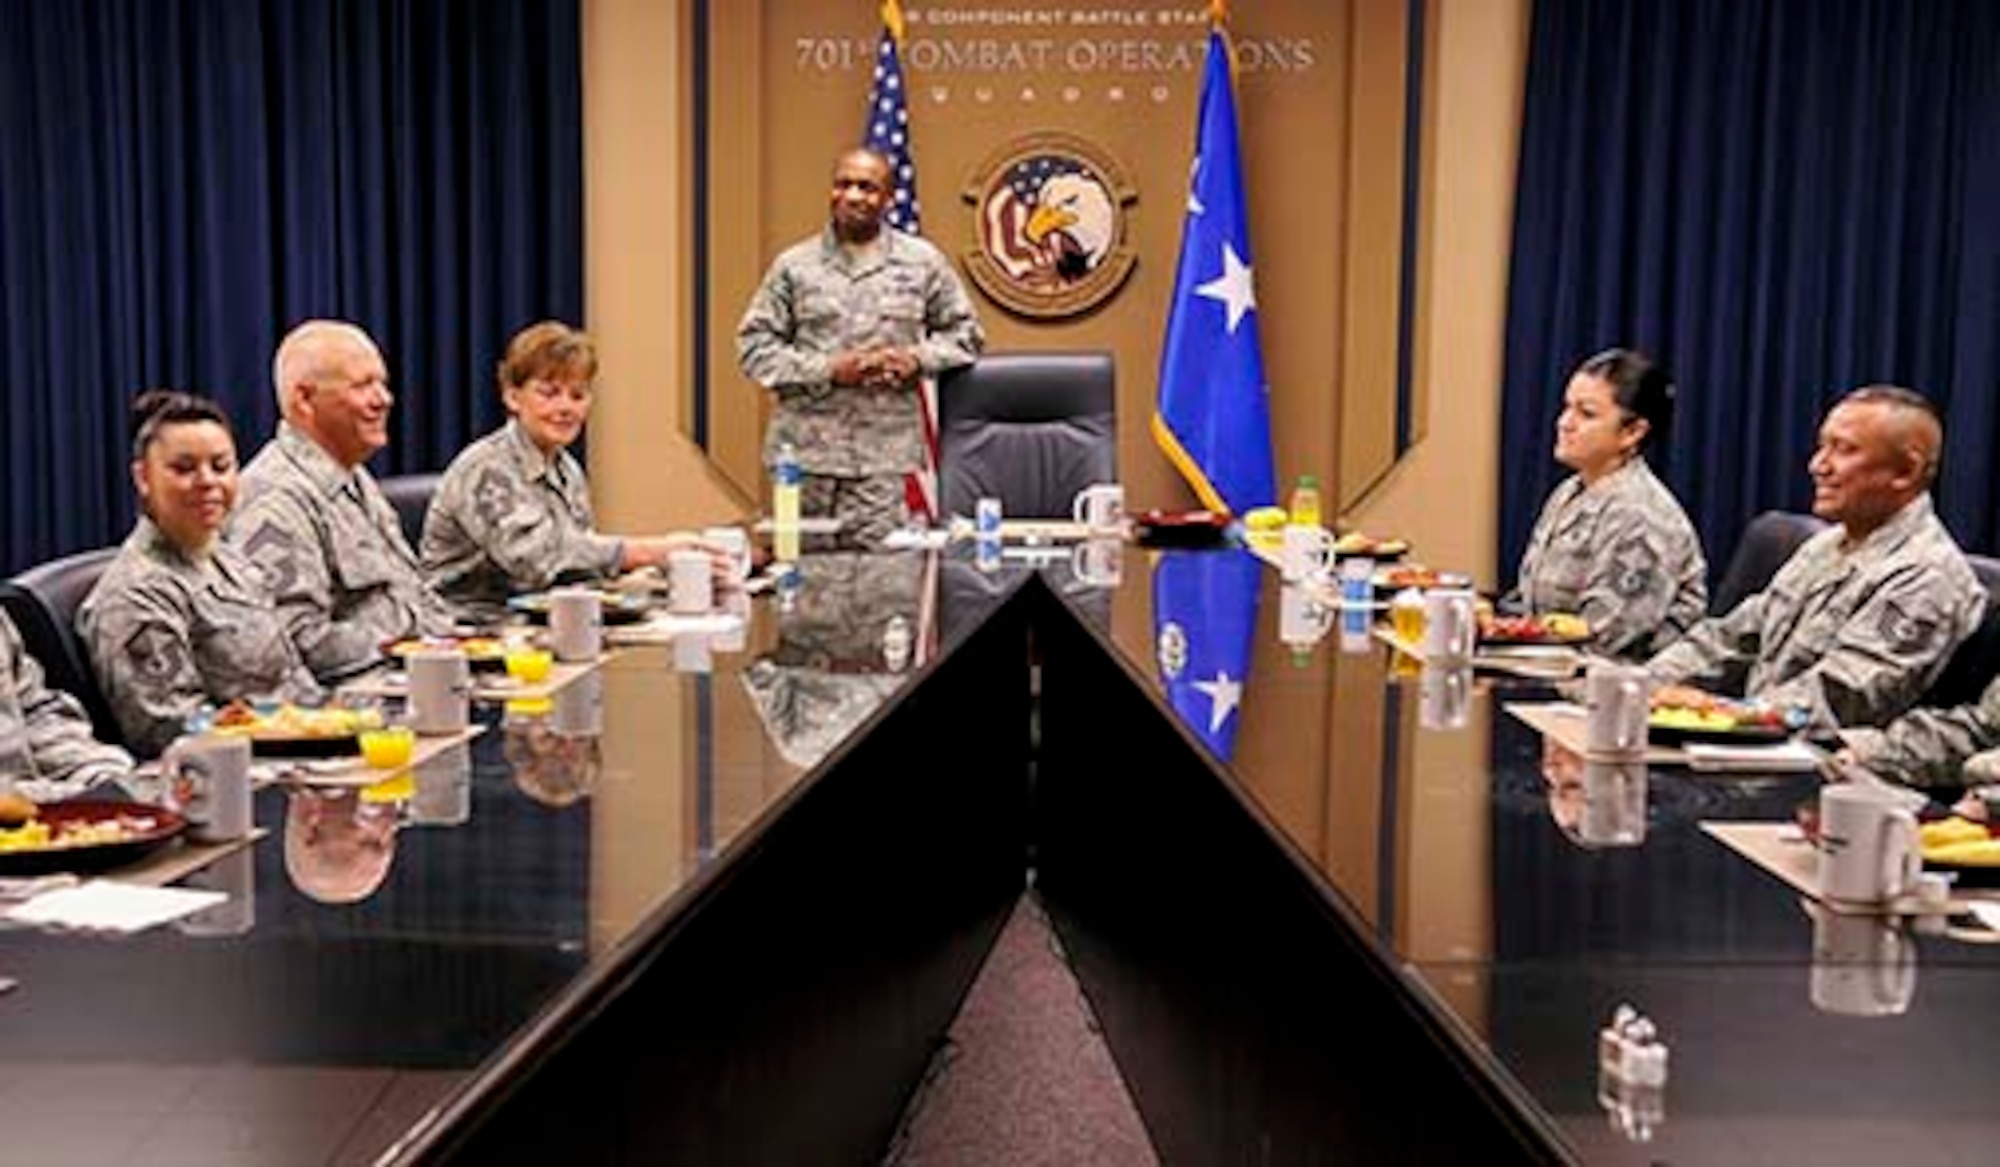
1921 816 1993 850
0 808 166 854
1332 531 1409 557
1646 693 1790 735
384 635 510 663
0 790 37 829
1477 611 1591 644
1923 835 2000 867
210 700 383 740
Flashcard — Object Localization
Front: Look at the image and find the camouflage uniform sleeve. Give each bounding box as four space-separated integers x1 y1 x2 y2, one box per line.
1648 591 1765 693
1843 675 2000 789
82 580 211 757
4 613 132 795
1761 563 1979 730
1575 507 1692 659
231 488 382 680
433 462 623 589
913 252 984 376
737 260 835 393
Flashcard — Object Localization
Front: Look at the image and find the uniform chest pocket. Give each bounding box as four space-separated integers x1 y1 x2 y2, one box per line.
329 531 407 594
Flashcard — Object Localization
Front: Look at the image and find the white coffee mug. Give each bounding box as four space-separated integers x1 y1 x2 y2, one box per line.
1281 524 1335 583
669 549 715 615
549 587 604 662
1421 588 1476 663
1577 759 1648 847
711 589 751 653
702 526 752 583
1071 483 1125 530
1419 664 1472 730
1818 782 1922 905
1809 908 1916 1016
1071 538 1124 588
174 846 256 937
553 670 606 735
1585 660 1652 757
407 647 471 735
161 732 253 843
1279 582 1333 653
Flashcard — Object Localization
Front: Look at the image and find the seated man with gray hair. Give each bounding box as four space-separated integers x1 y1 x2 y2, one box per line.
1 610 133 802
1648 385 1983 731
229 320 454 683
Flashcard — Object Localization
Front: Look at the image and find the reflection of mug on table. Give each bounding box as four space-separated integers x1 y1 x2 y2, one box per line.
1071 483 1125 531
1818 783 1921 905
1071 538 1123 588
175 846 256 937
1810 907 1915 1016
1419 664 1471 730
1576 758 1648 847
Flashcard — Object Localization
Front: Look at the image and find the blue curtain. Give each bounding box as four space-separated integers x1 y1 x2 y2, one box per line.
0 0 582 574
1499 0 2000 581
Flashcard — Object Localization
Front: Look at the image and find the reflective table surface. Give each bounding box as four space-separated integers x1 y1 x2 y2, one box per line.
7 542 1998 1164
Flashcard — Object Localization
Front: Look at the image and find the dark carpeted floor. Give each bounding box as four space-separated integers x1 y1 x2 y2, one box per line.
884 891 1159 1167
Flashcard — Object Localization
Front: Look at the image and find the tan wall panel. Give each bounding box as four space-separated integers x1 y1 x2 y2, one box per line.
1336 0 1408 511
706 2 1353 516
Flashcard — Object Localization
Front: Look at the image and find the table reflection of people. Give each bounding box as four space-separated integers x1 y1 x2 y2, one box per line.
408 741 473 828
285 785 399 904
503 692 602 809
744 552 926 770
1540 740 1648 848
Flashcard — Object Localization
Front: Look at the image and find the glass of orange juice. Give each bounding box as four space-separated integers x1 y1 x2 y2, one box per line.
359 725 417 770
505 646 554 684
1391 587 1427 645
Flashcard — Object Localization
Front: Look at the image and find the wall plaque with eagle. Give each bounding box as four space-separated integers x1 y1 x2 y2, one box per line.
960 132 1138 320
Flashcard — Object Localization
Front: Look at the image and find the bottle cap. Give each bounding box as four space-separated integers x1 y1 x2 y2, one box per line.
1297 473 1320 489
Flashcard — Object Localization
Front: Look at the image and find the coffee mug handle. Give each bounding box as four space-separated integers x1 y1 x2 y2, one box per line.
159 736 189 806
1880 807 1920 899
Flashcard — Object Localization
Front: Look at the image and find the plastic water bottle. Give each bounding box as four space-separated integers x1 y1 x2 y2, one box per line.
773 442 802 562
975 496 1003 572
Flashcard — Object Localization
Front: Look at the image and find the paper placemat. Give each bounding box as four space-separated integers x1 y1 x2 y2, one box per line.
1383 631 1585 679
1504 701 1686 764
999 519 1093 543
1700 821 2000 915
342 658 607 702
607 612 745 646
5 881 226 933
280 725 485 788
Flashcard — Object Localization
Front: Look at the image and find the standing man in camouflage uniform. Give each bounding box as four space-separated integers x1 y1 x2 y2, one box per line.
1648 385 1983 731
736 147 984 547
0 610 133 800
230 321 455 682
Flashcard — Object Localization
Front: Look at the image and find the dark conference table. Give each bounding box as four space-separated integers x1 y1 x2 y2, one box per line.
4 543 1998 1164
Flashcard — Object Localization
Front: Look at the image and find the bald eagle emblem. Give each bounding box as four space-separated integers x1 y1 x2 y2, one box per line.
963 132 1137 319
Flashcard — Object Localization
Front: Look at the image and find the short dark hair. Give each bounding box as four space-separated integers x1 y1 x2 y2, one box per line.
130 389 232 461
1575 347 1675 453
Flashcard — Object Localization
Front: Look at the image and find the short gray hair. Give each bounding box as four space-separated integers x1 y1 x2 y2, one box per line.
272 320 377 416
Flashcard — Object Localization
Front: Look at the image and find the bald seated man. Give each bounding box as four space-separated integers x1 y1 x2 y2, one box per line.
1648 385 1983 732
229 320 454 682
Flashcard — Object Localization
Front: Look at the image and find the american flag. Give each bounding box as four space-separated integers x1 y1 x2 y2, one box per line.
861 1 939 524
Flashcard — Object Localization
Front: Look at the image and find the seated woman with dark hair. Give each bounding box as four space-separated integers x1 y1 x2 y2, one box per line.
1504 348 1708 659
80 390 322 756
421 320 721 621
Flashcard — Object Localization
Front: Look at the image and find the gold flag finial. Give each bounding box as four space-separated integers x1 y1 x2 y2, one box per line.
1208 0 1229 28
881 0 906 44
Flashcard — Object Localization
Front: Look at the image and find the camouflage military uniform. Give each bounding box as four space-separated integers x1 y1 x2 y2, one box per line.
79 518 324 757
0 609 132 799
736 227 984 545
1843 675 2000 790
1509 459 1708 659
229 423 455 682
741 551 926 769
1648 494 1983 731
422 420 623 621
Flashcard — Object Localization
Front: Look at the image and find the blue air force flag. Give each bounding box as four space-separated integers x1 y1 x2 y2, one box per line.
1151 27 1277 517
862 11 921 234
1153 548 1264 761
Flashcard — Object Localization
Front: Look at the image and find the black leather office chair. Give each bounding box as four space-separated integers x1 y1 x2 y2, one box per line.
1924 554 2000 708
1709 510 1829 615
938 352 1116 519
0 547 124 745
378 472 443 549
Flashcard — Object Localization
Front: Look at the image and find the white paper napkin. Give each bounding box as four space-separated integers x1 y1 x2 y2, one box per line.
1682 739 1824 772
5 880 226 933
